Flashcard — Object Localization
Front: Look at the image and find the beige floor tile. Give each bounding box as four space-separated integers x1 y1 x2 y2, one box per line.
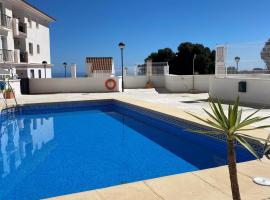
96 181 161 200
45 190 102 200
238 160 270 178
193 165 270 200
144 173 231 200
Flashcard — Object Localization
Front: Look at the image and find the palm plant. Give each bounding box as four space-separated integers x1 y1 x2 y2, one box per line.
187 97 269 200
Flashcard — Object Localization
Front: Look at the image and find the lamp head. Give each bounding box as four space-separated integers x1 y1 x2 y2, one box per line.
235 56 240 63
118 42 125 49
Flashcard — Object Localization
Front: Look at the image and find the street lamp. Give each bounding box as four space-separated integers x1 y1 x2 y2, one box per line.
63 62 68 78
118 42 125 92
192 54 197 90
235 56 240 73
42 61 47 78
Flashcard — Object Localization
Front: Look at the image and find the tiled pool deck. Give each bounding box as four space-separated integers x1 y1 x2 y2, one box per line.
2 90 270 199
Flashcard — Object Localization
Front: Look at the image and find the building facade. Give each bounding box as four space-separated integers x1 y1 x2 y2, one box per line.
85 57 115 77
0 0 55 79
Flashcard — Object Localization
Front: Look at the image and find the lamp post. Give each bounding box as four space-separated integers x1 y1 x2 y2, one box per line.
118 42 125 92
235 56 240 74
63 62 67 78
42 61 47 78
192 54 197 90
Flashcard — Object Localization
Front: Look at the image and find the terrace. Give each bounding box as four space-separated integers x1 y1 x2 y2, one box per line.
1 90 270 200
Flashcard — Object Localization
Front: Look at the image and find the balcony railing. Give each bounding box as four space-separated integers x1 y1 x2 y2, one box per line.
0 49 14 62
0 14 12 29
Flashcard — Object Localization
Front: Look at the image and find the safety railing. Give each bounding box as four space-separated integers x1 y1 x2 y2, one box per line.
0 49 14 62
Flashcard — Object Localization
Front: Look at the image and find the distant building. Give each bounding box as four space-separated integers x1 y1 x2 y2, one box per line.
0 0 55 79
85 57 115 77
261 38 270 70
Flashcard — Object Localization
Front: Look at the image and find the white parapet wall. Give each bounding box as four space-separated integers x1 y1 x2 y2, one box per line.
209 77 270 106
29 77 121 94
28 75 213 94
123 75 165 89
9 79 22 95
123 76 148 89
165 75 213 92
150 75 165 88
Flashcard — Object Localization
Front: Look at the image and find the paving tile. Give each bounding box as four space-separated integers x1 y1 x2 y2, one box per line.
96 181 161 200
238 160 270 177
145 173 231 200
45 190 102 200
193 165 270 200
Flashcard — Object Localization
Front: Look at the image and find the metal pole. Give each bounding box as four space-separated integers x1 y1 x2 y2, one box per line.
192 55 196 90
121 48 124 92
44 65 47 78
65 66 67 78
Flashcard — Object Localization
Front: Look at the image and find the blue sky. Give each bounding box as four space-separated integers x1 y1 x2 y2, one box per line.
27 0 270 73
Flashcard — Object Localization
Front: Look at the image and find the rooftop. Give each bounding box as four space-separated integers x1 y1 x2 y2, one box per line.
86 57 113 72
11 0 56 22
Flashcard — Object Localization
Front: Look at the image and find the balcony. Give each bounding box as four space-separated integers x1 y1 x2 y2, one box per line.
0 49 14 63
13 19 27 38
0 14 12 29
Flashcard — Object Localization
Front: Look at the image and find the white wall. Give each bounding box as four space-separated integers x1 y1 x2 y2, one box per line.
150 75 165 88
9 79 21 95
25 17 51 64
209 77 270 106
29 77 120 94
124 75 165 89
124 76 148 89
165 75 213 92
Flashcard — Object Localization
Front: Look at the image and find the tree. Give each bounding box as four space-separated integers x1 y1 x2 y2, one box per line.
145 48 175 62
188 97 269 200
145 42 215 75
170 42 215 75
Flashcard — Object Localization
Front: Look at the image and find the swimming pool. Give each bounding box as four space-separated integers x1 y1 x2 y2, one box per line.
0 100 260 200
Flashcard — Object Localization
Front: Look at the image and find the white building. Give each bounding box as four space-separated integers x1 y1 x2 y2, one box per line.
85 57 115 77
0 0 55 79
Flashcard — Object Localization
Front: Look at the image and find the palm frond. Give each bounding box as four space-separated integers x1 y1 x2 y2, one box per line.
186 112 224 130
186 129 222 135
235 132 268 143
238 116 270 130
234 135 260 160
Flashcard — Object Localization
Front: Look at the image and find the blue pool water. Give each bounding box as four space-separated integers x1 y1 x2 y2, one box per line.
0 100 258 200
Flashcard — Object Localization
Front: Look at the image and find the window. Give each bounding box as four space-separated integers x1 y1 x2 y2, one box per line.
30 69 35 78
28 18 32 28
36 22 39 29
37 44 40 54
29 43 33 55
38 69 42 78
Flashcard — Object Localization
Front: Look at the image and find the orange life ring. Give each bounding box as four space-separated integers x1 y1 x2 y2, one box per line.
105 79 116 90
